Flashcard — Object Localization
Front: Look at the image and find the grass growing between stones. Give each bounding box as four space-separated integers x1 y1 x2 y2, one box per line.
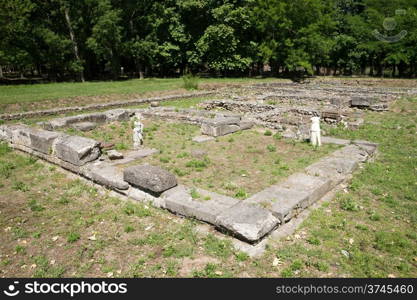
0 97 416 278
118 122 338 197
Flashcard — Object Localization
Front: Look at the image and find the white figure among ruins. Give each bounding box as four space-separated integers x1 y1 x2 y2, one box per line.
310 116 321 147
133 114 144 150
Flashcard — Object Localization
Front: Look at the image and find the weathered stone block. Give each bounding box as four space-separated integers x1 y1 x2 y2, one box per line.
107 150 123 160
123 164 177 194
331 145 368 162
29 129 60 154
10 125 33 147
246 186 310 222
239 121 254 130
305 157 358 185
162 186 238 224
350 97 373 108
0 125 25 142
281 173 333 205
71 122 97 132
215 202 280 243
53 135 101 166
104 109 130 122
201 123 240 137
87 163 129 190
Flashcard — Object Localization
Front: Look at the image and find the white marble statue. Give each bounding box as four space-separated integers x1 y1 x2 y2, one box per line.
310 116 321 147
132 114 144 150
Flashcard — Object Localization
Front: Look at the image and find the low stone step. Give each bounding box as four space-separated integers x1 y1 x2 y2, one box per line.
162 185 238 225
246 186 310 222
305 157 358 185
280 173 333 205
86 162 129 190
215 202 280 243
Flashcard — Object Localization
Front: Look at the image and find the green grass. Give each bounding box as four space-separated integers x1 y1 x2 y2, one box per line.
0 95 415 278
0 77 279 106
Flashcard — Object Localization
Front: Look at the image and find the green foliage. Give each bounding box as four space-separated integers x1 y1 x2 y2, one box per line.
1 0 417 79
67 232 80 243
182 73 199 90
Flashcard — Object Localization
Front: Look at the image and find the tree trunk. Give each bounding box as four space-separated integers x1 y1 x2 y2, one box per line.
137 60 144 79
0 65 3 78
64 7 85 82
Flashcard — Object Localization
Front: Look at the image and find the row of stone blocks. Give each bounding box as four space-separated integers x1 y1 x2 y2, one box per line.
159 142 377 243
139 107 254 137
0 123 377 244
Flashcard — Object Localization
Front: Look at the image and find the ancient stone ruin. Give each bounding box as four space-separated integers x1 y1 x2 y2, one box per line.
1 82 414 251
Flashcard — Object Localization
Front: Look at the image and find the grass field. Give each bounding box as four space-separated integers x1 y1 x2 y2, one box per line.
0 77 281 114
65 119 338 198
0 93 415 278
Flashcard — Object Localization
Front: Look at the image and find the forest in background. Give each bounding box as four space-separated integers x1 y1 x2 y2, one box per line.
1 0 417 82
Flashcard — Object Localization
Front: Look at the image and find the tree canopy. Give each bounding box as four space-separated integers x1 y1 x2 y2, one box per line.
1 0 416 80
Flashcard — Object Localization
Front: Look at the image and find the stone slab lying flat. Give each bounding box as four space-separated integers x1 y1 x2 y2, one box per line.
162 185 238 224
53 135 101 166
86 162 129 190
305 157 358 185
109 148 158 165
201 123 240 137
281 173 333 205
192 135 215 143
123 164 177 194
331 144 369 162
353 140 378 155
246 186 310 222
215 202 280 243
4 125 61 154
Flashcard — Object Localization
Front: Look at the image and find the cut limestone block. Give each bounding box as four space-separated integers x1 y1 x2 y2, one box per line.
331 144 368 162
104 109 131 122
123 164 177 194
107 150 123 160
29 129 61 154
350 97 373 108
281 173 333 205
353 140 378 156
0 125 22 142
162 185 238 224
85 162 129 190
305 157 358 185
71 122 97 132
53 135 101 166
192 135 215 143
246 186 310 222
201 123 240 137
239 121 255 130
215 202 280 243
9 125 34 147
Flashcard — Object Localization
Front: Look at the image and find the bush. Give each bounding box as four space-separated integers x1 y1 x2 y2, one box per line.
182 73 199 90
267 144 276 152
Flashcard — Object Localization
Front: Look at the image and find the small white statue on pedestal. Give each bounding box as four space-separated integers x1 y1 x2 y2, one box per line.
310 116 321 147
132 113 144 150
